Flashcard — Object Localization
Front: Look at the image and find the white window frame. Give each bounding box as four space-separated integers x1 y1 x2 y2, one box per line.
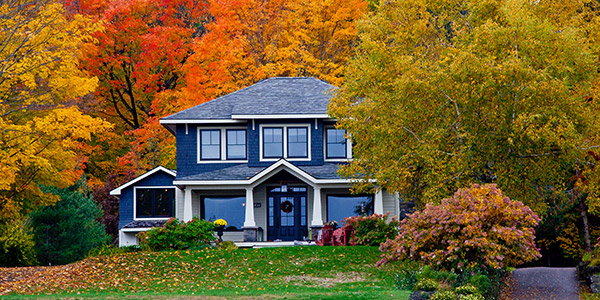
133 186 176 221
197 127 248 163
259 124 311 162
324 126 352 162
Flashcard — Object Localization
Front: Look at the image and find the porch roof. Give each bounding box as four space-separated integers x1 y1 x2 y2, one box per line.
122 220 167 229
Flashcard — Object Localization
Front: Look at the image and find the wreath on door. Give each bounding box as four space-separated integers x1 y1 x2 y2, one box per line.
280 200 294 213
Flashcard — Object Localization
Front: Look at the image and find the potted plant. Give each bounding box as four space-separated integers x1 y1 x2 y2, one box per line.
214 219 227 242
325 220 339 230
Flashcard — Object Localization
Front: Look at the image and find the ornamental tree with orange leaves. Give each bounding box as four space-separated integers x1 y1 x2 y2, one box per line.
378 184 541 270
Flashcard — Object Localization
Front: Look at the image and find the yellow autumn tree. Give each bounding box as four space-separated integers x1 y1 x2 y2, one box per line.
0 0 111 263
330 0 600 210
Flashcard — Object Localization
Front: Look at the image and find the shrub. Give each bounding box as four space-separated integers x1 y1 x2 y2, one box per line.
415 278 439 292
343 213 400 246
138 217 215 251
0 218 37 267
378 184 541 270
430 291 457 300
396 269 418 290
458 294 484 300
218 241 238 250
455 284 478 295
417 266 458 284
468 275 491 296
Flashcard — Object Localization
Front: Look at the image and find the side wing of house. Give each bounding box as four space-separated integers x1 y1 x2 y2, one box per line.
110 166 179 247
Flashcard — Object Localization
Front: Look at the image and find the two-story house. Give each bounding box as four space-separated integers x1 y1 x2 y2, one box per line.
110 77 401 246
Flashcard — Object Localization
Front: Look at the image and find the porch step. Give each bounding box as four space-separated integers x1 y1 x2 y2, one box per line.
235 241 316 248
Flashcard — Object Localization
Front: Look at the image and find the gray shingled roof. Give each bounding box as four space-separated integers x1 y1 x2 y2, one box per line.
161 77 337 121
176 162 343 181
123 220 167 229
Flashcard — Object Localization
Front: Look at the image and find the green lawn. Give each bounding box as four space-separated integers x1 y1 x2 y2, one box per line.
0 246 412 299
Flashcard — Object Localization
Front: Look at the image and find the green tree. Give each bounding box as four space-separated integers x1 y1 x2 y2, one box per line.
30 176 109 265
329 0 600 215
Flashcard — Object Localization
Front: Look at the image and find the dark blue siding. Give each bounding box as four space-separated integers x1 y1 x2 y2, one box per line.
174 119 329 174
118 171 175 230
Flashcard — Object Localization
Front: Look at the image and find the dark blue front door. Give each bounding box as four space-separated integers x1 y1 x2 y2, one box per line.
267 188 308 241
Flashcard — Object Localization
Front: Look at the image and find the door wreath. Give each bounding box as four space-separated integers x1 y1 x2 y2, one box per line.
280 200 294 213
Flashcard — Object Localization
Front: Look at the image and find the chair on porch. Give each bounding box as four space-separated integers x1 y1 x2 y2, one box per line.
332 225 355 246
315 225 334 246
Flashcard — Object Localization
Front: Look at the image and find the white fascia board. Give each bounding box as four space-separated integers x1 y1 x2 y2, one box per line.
232 114 330 119
173 180 249 186
109 166 176 196
159 119 246 124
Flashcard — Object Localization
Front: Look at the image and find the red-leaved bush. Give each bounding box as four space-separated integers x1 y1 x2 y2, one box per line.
343 213 400 246
378 184 541 269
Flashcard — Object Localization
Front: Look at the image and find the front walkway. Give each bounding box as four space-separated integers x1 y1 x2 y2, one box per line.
504 267 579 300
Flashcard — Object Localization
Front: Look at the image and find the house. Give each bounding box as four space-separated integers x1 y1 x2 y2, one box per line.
110 77 401 247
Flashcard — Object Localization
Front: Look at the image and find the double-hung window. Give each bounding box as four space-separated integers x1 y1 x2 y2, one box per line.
200 129 221 160
263 127 283 158
326 128 347 159
287 127 308 158
226 129 246 160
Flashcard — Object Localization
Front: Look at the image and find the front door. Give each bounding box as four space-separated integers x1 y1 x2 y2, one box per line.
267 187 308 241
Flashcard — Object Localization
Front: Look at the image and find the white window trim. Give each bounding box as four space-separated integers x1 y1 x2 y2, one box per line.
133 186 176 221
197 126 249 163
324 127 352 162
259 124 312 162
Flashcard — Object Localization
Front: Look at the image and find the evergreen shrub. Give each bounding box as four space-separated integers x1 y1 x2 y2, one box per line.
138 217 215 251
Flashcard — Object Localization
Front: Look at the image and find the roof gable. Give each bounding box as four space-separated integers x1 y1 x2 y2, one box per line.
160 77 337 123
110 166 176 196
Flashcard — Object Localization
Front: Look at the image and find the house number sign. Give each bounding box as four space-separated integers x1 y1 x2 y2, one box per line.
254 203 261 208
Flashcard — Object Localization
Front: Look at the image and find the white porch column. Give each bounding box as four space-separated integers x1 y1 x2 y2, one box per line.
243 187 256 227
175 188 184 219
374 189 384 215
183 188 193 222
311 187 323 226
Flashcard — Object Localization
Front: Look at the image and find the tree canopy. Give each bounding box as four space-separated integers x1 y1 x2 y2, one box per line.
0 0 111 221
329 0 600 213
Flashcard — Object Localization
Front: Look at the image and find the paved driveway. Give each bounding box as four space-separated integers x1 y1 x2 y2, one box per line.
505 267 579 300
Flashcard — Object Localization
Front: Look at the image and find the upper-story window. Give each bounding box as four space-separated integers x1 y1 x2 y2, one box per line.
198 127 247 162
287 127 308 158
200 129 221 160
263 127 283 158
260 124 311 161
326 128 347 159
227 129 247 160
135 187 175 219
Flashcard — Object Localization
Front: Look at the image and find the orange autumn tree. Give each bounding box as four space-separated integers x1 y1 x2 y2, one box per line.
181 0 368 106
78 0 210 175
0 0 111 265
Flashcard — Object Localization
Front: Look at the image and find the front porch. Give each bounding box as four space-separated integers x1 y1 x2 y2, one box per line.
174 160 395 242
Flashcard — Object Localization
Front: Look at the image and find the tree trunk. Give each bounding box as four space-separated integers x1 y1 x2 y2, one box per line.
579 195 592 253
